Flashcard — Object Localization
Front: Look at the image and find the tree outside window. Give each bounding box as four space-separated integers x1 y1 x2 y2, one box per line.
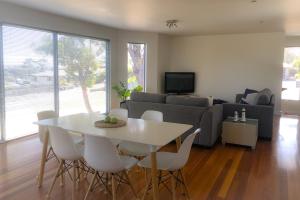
127 43 146 90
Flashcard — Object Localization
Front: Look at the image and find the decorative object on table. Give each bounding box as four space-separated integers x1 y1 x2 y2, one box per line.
241 108 246 122
208 96 214 106
233 111 239 122
112 81 143 101
94 116 127 128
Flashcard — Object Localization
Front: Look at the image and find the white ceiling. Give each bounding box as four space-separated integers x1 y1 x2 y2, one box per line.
1 0 300 35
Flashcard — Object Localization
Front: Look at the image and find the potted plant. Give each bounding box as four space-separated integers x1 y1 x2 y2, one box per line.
112 82 143 103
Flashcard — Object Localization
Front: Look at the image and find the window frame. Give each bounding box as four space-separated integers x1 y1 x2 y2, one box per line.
0 22 111 142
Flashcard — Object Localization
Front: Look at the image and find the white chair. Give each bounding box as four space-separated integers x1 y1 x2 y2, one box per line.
37 111 56 144
83 134 138 200
118 110 163 157
138 128 201 200
46 126 84 199
109 108 128 146
109 108 128 121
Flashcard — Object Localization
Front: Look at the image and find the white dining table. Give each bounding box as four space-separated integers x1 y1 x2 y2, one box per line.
35 112 193 200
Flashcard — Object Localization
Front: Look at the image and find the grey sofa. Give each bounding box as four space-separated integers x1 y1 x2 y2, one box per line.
223 92 275 139
120 92 223 147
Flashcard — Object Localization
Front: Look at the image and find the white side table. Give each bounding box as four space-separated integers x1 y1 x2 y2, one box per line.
222 117 258 150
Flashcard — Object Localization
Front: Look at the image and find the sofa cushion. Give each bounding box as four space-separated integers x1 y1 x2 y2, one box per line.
130 92 166 103
166 95 209 107
126 100 207 126
255 88 272 105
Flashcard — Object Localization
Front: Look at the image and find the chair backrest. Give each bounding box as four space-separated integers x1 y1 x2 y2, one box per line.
48 126 82 161
141 110 163 122
109 108 128 121
170 128 201 170
37 110 57 144
84 135 126 173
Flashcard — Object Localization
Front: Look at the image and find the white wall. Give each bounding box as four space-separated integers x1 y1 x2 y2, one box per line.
116 30 159 93
0 1 163 108
157 34 171 93
168 33 285 113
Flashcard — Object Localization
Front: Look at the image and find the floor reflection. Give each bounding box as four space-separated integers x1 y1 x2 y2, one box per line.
277 116 300 170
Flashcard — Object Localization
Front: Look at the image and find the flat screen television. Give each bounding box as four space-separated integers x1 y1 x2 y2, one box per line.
164 72 195 94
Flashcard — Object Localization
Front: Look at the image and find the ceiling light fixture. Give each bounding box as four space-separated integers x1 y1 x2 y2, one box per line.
166 20 178 29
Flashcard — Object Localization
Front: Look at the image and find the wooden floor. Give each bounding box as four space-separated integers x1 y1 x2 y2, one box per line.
0 115 300 200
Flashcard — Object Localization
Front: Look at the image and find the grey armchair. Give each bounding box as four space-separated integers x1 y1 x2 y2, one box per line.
223 93 274 139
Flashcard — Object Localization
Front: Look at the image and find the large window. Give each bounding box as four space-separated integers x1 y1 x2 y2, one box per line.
2 26 54 140
282 47 300 100
0 24 109 141
58 34 108 115
127 43 146 90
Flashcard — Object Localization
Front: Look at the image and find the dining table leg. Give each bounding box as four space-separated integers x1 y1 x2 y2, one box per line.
37 131 49 187
150 151 159 200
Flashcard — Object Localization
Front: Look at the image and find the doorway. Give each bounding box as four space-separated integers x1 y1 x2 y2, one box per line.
281 47 300 115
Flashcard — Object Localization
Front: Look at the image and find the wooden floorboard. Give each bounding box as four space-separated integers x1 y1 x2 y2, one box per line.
0 115 299 200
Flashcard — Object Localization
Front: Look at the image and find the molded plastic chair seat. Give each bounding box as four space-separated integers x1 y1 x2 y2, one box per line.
138 152 178 171
119 155 139 170
71 133 84 145
109 108 128 146
119 142 151 157
138 128 201 199
118 110 163 157
46 126 85 199
83 134 138 199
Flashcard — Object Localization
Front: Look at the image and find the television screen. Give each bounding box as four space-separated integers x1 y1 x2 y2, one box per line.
165 72 195 94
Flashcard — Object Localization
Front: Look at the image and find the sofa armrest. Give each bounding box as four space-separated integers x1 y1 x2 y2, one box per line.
198 104 223 146
120 101 128 110
223 103 274 138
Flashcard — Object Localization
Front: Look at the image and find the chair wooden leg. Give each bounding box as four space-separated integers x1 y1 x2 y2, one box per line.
144 168 148 184
84 172 97 200
76 160 80 184
111 174 117 200
179 169 190 199
72 161 77 199
46 161 63 199
123 171 138 199
60 160 65 187
171 172 177 200
142 172 152 200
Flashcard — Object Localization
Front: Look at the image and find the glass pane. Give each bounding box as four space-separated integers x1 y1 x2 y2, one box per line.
3 26 54 140
127 43 146 90
58 34 107 116
282 47 300 100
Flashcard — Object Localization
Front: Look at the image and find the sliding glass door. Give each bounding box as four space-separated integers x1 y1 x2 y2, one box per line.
0 24 110 141
2 26 54 140
58 34 108 116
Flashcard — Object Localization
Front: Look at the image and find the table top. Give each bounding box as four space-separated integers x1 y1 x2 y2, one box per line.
224 117 258 125
34 112 193 147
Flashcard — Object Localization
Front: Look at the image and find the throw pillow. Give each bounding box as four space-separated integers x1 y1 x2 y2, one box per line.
254 88 272 105
242 88 258 98
240 88 258 104
241 93 258 105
